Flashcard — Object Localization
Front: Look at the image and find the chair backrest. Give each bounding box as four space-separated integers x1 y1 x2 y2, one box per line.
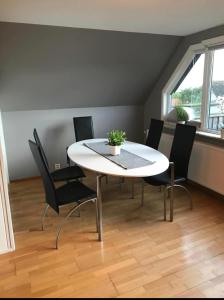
73 116 94 142
169 123 196 179
33 129 49 169
29 140 59 213
146 119 164 150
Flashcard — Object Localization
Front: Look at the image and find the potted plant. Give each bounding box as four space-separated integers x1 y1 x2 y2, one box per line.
175 106 189 124
107 130 126 155
220 123 224 138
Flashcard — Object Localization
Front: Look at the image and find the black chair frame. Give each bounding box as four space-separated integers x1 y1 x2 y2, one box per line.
33 128 85 183
131 118 164 199
141 123 196 222
29 140 98 249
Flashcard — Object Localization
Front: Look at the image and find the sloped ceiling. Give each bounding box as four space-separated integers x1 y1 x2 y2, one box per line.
0 22 181 111
0 0 223 36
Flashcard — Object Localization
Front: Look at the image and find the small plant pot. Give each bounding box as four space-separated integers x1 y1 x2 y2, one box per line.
220 128 224 139
177 121 186 124
109 145 121 156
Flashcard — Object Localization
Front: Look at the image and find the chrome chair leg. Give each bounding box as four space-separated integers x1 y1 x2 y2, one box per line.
166 185 174 222
168 184 193 210
71 207 81 217
41 204 49 231
170 186 174 222
121 177 125 184
141 181 145 206
55 198 96 249
71 201 81 218
169 162 175 222
163 187 167 221
95 198 99 233
131 182 135 199
174 184 193 209
119 177 124 191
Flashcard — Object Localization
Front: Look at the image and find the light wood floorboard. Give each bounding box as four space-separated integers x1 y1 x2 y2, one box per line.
1 172 224 297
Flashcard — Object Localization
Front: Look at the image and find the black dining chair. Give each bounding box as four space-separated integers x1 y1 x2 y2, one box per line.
33 129 85 182
141 123 196 221
131 118 164 198
73 116 94 142
66 116 95 167
72 116 110 184
29 140 98 249
146 119 164 150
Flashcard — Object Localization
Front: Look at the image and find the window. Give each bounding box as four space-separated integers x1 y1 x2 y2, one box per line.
208 48 224 131
163 37 224 134
170 54 205 123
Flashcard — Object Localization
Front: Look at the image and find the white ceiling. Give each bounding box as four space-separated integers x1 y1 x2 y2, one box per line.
0 0 223 36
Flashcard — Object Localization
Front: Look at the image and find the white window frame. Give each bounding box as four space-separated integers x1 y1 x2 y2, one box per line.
162 35 224 135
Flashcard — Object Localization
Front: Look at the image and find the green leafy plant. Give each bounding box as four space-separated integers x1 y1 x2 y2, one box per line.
108 130 126 146
175 106 189 122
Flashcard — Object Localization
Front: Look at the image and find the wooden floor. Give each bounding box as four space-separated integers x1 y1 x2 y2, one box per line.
1 172 224 298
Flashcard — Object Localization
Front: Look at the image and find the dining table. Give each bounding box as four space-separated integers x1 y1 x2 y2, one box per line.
68 138 169 242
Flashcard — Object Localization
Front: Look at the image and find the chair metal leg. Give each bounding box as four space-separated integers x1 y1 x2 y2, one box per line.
169 162 175 222
141 181 144 206
55 198 96 249
166 185 174 222
131 182 135 199
167 184 193 214
41 204 49 231
71 207 81 217
121 177 125 184
163 187 167 221
95 198 99 233
167 188 171 198
174 184 193 210
70 199 81 218
119 177 124 191
170 186 174 222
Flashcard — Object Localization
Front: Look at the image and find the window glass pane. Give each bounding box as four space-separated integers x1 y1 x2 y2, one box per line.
207 48 224 131
170 54 205 122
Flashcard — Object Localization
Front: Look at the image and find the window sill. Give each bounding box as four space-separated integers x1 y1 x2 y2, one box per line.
163 123 224 148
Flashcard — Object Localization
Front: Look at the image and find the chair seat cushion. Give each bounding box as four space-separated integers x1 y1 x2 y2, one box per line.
51 166 85 182
144 170 186 186
56 181 96 206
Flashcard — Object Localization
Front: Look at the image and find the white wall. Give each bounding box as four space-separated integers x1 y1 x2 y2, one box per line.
0 111 9 182
0 111 15 254
2 105 144 180
160 133 224 195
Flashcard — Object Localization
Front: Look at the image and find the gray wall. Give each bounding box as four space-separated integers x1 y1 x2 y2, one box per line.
2 105 143 180
144 24 224 127
0 22 181 111
0 21 182 180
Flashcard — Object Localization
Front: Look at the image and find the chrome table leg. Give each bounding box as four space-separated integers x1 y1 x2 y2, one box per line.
97 174 104 242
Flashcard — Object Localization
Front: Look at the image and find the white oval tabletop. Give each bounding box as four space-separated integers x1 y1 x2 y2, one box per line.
68 138 169 178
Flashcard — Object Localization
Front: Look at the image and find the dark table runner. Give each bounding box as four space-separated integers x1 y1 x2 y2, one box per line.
83 141 154 170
